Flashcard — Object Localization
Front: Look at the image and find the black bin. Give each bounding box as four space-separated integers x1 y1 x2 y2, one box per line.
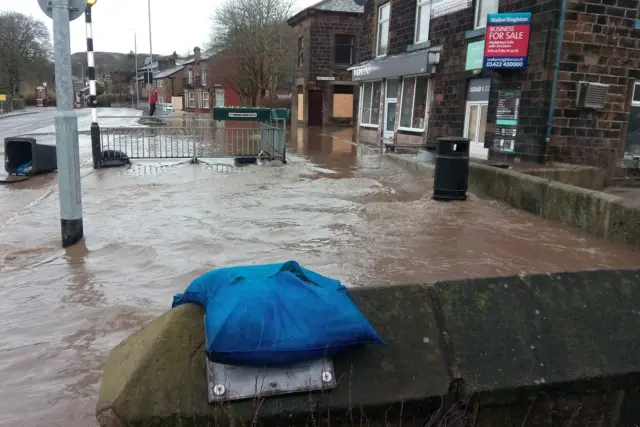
433 137 470 201
4 137 57 176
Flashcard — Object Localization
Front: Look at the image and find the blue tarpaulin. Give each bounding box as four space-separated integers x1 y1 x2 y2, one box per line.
172 260 385 366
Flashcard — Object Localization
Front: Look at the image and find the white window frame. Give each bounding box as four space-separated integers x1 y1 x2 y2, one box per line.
633 82 640 107
201 69 207 86
157 79 163 88
203 92 210 108
188 91 195 108
215 88 225 107
398 75 429 132
474 0 499 30
463 101 489 145
359 80 382 128
414 0 431 44
188 68 193 84
376 3 390 58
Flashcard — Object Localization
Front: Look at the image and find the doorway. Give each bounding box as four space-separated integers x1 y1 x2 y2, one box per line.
308 90 323 126
464 102 489 160
383 79 398 140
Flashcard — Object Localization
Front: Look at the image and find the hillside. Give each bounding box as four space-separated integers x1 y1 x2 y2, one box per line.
70 51 152 77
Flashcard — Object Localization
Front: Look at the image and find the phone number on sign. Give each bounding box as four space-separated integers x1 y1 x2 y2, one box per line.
485 59 525 68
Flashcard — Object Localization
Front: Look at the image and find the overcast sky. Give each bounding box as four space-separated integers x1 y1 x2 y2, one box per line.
2 0 318 55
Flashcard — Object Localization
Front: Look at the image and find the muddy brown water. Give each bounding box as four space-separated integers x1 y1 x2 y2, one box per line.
1 127 639 426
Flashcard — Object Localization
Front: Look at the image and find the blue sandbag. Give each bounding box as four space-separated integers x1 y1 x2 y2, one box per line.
172 260 385 366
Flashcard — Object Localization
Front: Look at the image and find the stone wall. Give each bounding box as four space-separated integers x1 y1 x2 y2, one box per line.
97 269 640 427
427 7 476 147
546 0 640 167
309 11 362 82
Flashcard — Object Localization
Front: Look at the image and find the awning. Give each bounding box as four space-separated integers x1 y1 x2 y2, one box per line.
348 46 442 82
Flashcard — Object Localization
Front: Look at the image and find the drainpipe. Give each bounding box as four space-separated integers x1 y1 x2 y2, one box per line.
544 0 567 158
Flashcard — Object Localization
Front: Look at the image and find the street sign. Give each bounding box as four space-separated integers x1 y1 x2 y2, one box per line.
38 0 87 22
316 76 335 81
0 95 6 102
129 89 134 95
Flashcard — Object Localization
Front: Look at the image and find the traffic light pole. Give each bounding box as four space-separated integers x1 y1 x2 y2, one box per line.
85 3 102 169
52 0 84 247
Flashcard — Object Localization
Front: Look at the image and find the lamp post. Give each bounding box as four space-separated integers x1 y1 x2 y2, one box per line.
147 0 153 112
85 0 101 169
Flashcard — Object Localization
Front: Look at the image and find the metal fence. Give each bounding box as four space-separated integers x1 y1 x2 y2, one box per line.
99 116 286 165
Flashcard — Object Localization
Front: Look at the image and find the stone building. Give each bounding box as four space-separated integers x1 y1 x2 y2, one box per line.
288 0 363 127
350 0 640 166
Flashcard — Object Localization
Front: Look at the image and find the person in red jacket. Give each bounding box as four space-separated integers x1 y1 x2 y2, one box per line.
149 89 158 116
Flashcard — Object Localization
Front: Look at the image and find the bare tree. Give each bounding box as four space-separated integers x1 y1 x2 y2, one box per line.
208 0 294 106
0 12 52 97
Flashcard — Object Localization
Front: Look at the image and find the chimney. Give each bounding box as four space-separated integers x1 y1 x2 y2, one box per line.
194 47 201 62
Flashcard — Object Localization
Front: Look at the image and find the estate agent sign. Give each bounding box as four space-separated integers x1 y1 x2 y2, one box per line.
483 12 531 70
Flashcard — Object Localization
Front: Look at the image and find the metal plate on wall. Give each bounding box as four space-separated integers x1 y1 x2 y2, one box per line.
206 357 337 402
38 0 88 21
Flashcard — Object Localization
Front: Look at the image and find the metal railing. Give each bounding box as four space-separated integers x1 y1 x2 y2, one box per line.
99 118 286 165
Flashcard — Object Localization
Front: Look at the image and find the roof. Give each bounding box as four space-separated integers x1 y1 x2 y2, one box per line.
154 64 185 79
287 0 362 25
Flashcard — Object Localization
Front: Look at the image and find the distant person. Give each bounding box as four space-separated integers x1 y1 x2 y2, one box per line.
149 89 158 116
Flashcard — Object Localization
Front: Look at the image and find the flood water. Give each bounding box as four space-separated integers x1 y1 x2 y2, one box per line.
1 125 639 426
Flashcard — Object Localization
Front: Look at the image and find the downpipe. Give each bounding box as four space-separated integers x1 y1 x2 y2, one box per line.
544 0 567 161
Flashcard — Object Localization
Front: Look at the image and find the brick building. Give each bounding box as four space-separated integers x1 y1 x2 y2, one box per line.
154 65 184 107
350 0 640 166
288 0 363 127
182 47 241 114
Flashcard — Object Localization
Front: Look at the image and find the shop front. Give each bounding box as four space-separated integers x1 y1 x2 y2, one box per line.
350 48 439 148
463 40 491 160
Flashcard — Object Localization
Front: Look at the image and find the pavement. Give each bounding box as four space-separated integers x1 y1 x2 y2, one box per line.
1 121 640 427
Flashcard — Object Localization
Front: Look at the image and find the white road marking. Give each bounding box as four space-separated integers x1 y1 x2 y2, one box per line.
5 119 55 132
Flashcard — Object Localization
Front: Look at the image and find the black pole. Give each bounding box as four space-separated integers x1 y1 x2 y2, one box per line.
91 122 101 168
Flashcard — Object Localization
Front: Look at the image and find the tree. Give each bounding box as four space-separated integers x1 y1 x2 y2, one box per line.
208 0 294 106
0 12 52 97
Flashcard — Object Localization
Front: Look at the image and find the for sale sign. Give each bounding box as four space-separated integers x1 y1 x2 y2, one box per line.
483 12 531 70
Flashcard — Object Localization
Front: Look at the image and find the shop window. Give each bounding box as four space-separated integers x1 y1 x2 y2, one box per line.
415 0 431 44
627 82 640 154
297 37 304 68
334 34 355 65
360 81 382 126
399 76 429 130
475 0 499 29
376 3 390 57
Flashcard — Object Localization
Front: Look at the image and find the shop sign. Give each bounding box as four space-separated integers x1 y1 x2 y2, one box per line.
467 78 491 102
317 76 335 81
465 40 485 71
493 89 521 153
432 0 471 18
483 12 531 70
352 66 372 78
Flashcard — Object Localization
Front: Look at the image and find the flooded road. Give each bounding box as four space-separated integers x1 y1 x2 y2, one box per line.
1 124 639 426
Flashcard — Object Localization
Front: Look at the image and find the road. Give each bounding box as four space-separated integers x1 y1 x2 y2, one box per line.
0 109 92 152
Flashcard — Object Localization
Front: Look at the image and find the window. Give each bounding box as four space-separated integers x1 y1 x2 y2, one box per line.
188 68 193 84
475 0 499 29
399 76 429 130
157 79 163 88
415 0 431 44
627 82 640 153
201 70 207 86
188 91 195 108
334 35 355 65
297 37 304 67
376 3 390 57
360 81 382 126
203 92 210 108
158 96 164 104
215 88 225 107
